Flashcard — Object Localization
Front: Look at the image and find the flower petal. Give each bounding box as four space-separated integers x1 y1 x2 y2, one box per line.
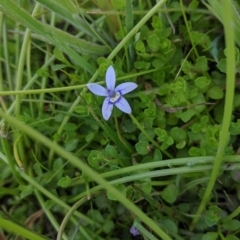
130 226 140 236
106 65 116 91
87 83 108 96
102 97 114 120
115 96 132 114
115 82 138 95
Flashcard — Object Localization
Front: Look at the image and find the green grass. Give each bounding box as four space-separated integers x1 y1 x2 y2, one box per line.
0 0 239 239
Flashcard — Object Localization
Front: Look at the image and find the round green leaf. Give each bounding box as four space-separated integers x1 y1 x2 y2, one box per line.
65 138 79 152
103 220 114 234
194 56 209 72
85 133 95 142
88 150 104 168
222 219 240 231
170 127 187 142
176 140 186 149
153 149 162 161
160 219 178 234
105 144 118 158
195 76 211 89
207 86 224 99
57 175 71 188
135 141 149 155
74 105 88 116
179 109 195 122
201 232 218 240
217 58 226 73
135 40 145 53
161 184 179 204
140 181 152 194
147 34 160 52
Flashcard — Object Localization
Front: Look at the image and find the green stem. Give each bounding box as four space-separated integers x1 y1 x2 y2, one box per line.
48 95 82 166
179 0 198 57
114 110 133 154
70 155 240 187
1 138 24 185
2 15 13 91
0 13 8 112
134 220 158 240
0 218 46 240
69 163 240 204
189 0 236 230
0 84 86 96
15 3 41 115
14 3 41 172
0 68 165 97
221 205 240 223
57 196 88 240
35 190 69 240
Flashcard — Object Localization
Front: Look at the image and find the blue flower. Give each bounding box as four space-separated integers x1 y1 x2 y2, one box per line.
130 225 140 236
87 66 137 120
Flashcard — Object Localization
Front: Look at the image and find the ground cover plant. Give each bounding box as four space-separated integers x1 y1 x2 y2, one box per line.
0 0 240 239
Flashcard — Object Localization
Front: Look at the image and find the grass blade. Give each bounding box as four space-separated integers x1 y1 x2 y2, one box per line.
0 0 109 56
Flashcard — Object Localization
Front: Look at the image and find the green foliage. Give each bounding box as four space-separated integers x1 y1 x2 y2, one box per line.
179 109 195 122
204 206 223 227
191 31 212 50
195 77 211 90
105 144 118 158
230 120 240 135
147 34 160 52
19 185 34 198
135 141 149 155
88 150 105 168
103 219 115 233
221 219 240 231
201 232 218 240
0 0 240 239
207 86 224 99
161 184 179 204
107 184 126 200
225 236 239 240
160 219 178 234
57 175 71 188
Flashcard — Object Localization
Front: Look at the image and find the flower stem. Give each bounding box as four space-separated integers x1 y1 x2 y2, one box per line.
129 114 173 159
114 110 134 154
189 0 236 230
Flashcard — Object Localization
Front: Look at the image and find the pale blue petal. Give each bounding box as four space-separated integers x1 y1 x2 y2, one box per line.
130 226 140 236
115 82 138 95
102 97 113 120
115 96 132 114
87 83 108 96
106 65 116 91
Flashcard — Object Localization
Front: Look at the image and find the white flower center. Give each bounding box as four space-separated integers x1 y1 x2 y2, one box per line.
109 92 121 103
